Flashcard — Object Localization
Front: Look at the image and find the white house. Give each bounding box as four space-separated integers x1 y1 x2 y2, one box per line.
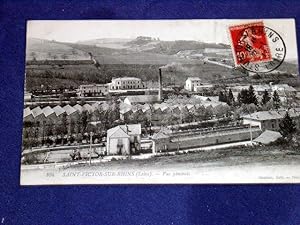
108 77 144 90
106 124 141 155
78 84 108 97
185 77 202 92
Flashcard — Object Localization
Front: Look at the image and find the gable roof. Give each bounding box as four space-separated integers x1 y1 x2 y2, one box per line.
23 107 32 118
63 105 76 115
83 103 93 112
107 124 141 138
31 106 43 118
42 106 54 117
53 106 65 116
73 104 83 113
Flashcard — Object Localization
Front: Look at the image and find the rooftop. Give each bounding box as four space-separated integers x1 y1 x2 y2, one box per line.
107 124 141 138
63 105 77 115
31 106 43 118
53 106 65 116
243 109 300 121
186 77 201 82
112 77 141 81
42 106 54 117
124 95 160 104
254 130 282 144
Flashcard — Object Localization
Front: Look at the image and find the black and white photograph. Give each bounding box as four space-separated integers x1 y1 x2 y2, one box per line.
21 19 300 185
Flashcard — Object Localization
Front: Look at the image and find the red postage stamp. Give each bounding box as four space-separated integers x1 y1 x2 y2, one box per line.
229 21 272 66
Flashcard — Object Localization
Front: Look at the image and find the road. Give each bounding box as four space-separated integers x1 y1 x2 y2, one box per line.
20 142 300 185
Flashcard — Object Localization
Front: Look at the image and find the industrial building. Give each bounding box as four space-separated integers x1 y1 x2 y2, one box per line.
242 108 300 131
108 77 144 90
78 84 108 97
184 77 214 93
151 125 261 153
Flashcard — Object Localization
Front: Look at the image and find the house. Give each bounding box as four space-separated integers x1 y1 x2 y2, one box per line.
184 77 201 92
108 77 144 90
78 84 108 97
242 109 300 131
124 95 160 105
106 124 141 155
194 84 214 93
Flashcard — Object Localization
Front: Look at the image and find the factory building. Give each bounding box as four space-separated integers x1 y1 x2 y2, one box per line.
108 77 144 90
78 84 108 97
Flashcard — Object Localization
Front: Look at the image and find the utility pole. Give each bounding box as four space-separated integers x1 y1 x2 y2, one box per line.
89 132 93 165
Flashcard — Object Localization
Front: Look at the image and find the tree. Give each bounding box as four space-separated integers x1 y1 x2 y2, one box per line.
279 112 296 139
52 54 58 60
247 85 258 105
218 91 227 103
61 53 68 60
273 90 281 109
261 90 271 105
238 89 249 105
81 110 89 134
227 89 235 106
30 52 37 61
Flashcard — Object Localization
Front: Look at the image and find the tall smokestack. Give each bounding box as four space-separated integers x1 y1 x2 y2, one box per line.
158 68 163 101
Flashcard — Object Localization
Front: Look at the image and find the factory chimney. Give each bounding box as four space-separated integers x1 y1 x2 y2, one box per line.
158 68 163 101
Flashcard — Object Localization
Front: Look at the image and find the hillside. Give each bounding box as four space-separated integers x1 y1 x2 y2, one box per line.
26 38 90 61
24 37 299 91
77 38 133 49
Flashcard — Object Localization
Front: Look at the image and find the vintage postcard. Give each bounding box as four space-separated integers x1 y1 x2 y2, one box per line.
21 19 300 185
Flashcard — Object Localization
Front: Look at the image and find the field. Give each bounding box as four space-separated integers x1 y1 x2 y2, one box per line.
25 62 237 91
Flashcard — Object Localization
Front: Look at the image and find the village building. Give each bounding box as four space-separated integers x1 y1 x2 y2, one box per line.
106 124 141 155
242 108 300 131
78 84 108 97
108 77 144 90
229 84 297 102
151 126 261 153
184 77 201 92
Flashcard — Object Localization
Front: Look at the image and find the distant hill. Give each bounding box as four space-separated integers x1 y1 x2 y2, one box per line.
26 38 90 60
77 38 133 49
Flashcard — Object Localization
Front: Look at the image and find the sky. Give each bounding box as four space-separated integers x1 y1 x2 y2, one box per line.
27 19 298 59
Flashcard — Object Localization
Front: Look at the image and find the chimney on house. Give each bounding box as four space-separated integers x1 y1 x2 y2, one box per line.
158 68 163 102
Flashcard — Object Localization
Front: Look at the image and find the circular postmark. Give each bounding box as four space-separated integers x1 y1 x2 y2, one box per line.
231 24 286 73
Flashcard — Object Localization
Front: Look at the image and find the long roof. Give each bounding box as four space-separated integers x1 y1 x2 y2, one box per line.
243 109 300 121
112 77 141 81
125 95 159 104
